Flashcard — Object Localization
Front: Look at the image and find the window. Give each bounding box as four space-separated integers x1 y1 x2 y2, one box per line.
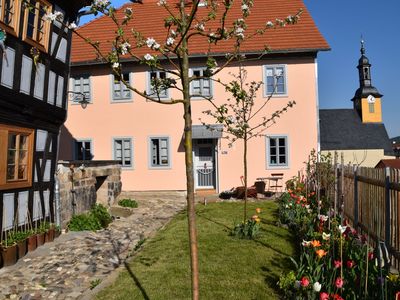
149 137 170 168
266 136 288 167
113 138 132 167
72 75 91 103
22 0 51 50
0 124 34 190
0 0 20 34
147 71 168 99
264 65 287 96
369 102 375 113
191 68 211 97
112 73 131 101
74 140 92 160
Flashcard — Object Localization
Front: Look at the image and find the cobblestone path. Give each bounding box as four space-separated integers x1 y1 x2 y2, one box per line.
0 192 187 300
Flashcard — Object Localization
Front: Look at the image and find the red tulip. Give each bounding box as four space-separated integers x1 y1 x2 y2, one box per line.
300 276 310 287
346 260 355 268
320 292 329 300
334 260 342 268
335 277 344 289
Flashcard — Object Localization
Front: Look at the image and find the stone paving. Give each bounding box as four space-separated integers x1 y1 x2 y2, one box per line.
0 192 187 300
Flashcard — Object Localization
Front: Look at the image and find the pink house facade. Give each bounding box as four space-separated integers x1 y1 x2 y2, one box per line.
59 0 330 192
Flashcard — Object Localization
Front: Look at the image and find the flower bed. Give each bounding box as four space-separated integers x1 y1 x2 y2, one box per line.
277 176 398 300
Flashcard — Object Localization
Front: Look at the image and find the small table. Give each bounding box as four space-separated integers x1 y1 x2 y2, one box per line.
256 176 283 195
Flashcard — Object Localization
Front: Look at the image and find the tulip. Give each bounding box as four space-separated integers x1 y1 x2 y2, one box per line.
302 240 311 247
334 260 342 268
322 232 331 240
316 249 327 258
255 207 261 214
313 281 321 292
300 276 310 287
346 260 355 268
311 240 321 247
333 294 344 300
335 277 344 288
320 292 329 300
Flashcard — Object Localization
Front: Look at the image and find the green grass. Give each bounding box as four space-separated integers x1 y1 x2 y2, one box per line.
96 201 295 300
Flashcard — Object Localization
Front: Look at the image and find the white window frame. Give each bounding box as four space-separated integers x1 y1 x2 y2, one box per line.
263 65 288 97
146 70 169 100
266 135 289 169
74 139 93 160
71 74 92 104
148 136 171 169
111 73 132 102
190 67 212 99
113 137 133 168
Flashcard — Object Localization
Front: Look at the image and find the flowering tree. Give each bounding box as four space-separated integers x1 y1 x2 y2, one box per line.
45 0 302 298
202 64 295 222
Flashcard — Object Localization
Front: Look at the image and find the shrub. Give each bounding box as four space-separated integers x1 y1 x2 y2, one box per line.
68 204 112 231
118 198 138 208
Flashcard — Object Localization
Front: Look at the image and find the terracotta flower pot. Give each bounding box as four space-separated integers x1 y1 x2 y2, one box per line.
1 244 17 267
17 239 27 259
27 234 37 252
45 228 55 243
36 233 45 246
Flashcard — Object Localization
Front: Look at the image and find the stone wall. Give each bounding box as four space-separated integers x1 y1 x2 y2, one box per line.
57 161 122 228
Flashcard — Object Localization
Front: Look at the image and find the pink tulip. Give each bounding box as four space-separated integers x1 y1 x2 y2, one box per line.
335 277 344 289
300 276 310 287
320 292 329 300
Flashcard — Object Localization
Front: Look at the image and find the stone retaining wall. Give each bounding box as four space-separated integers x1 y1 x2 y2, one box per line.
57 161 122 228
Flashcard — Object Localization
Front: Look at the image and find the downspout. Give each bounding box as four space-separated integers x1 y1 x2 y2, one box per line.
314 58 321 153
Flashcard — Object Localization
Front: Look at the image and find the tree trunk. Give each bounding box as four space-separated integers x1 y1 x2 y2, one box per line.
180 6 200 297
243 132 248 222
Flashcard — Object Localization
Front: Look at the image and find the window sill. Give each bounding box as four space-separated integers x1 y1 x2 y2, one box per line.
0 180 32 191
148 166 172 170
263 93 288 98
0 23 18 38
111 99 133 103
266 165 290 170
23 37 48 53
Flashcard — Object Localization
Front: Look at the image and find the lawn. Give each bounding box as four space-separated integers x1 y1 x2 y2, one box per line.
96 201 295 300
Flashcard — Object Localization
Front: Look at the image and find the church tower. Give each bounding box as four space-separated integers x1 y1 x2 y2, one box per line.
351 40 383 123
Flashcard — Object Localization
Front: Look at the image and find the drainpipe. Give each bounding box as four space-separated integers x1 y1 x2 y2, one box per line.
54 174 61 227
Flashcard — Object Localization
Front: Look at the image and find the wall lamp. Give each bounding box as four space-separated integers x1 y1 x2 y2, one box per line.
68 91 89 109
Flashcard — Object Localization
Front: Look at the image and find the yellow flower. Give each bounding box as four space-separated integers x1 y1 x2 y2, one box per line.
255 218 261 223
256 208 261 214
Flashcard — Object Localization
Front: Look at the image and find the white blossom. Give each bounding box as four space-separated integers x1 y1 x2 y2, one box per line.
313 282 322 292
235 27 245 39
166 37 175 46
112 62 120 69
146 37 160 50
125 7 133 15
44 11 63 22
120 42 131 55
157 0 167 6
322 232 331 240
170 29 177 37
68 22 77 30
241 4 249 12
302 240 311 247
195 23 205 31
338 225 347 234
144 53 154 61
266 21 274 28
318 214 328 222
92 0 110 9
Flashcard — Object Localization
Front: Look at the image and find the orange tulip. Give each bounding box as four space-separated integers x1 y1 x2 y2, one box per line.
256 208 261 214
311 240 321 247
316 249 327 258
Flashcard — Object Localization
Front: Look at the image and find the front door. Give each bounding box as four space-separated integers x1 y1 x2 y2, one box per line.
193 139 216 189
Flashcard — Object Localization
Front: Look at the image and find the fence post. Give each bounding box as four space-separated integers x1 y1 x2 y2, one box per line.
385 167 391 249
353 165 358 227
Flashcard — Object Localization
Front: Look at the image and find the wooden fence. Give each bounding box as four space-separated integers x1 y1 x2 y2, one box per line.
336 164 400 269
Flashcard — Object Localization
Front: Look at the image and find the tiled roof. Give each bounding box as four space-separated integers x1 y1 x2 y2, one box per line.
375 159 400 169
319 109 393 155
71 0 329 64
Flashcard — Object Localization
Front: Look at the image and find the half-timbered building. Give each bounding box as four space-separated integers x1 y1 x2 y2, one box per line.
0 0 89 235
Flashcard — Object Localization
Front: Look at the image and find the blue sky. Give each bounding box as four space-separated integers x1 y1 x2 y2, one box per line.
81 0 399 138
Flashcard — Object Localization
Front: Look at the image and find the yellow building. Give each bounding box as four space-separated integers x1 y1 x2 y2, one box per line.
320 41 394 167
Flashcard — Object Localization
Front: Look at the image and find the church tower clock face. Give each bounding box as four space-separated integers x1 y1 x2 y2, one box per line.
367 94 376 103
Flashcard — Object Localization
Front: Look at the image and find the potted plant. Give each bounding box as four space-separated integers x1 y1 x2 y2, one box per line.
27 229 37 252
45 223 55 243
9 230 29 260
0 234 17 267
36 222 47 246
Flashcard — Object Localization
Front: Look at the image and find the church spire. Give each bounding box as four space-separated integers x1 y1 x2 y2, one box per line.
352 38 383 123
